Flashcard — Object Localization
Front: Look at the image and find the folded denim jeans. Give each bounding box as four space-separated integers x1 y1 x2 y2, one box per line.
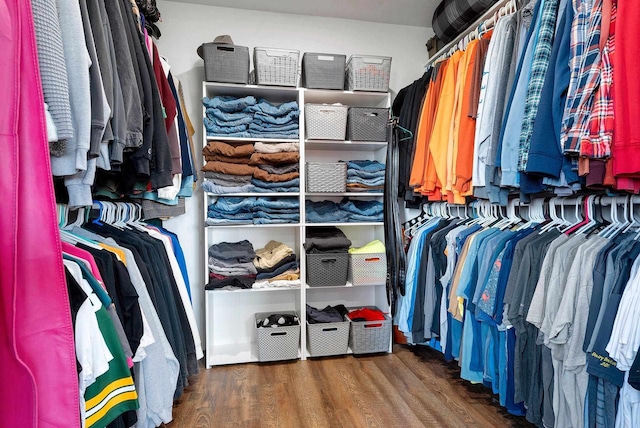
249 152 300 165
346 176 385 186
203 95 257 112
251 177 299 189
305 200 351 223
258 163 299 174
252 186 299 193
207 210 254 221
254 217 299 225
255 207 299 216
201 181 255 194
248 122 299 133
254 142 300 153
205 217 253 226
347 169 386 179
209 196 257 214
245 99 299 117
252 197 299 210
253 110 300 125
204 118 248 134
346 160 386 172
203 141 255 158
209 177 253 187
338 198 383 216
206 130 251 138
205 107 253 122
208 240 256 262
348 213 384 222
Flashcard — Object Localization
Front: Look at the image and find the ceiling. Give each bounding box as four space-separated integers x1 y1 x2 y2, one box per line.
166 0 439 28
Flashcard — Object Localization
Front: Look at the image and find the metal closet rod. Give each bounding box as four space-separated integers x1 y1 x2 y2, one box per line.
425 0 515 68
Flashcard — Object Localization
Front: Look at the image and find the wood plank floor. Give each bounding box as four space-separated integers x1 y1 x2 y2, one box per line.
166 345 535 428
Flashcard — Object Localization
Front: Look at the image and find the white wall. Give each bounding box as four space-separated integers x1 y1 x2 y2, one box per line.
156 0 432 343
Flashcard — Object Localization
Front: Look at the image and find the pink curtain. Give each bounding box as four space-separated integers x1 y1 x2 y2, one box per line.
0 0 80 426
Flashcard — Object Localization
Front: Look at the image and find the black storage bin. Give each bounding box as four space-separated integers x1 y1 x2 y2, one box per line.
201 43 250 84
306 253 349 286
347 107 389 141
302 53 347 90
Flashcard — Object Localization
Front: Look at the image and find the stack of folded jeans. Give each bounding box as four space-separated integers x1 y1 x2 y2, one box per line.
305 198 384 223
206 197 300 225
202 96 300 139
251 240 301 289
202 141 257 193
346 160 385 192
250 145 300 192
304 226 352 253
246 99 300 139
206 240 257 290
203 96 256 138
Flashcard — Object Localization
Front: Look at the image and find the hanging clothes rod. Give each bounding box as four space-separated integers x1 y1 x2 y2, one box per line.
425 0 516 68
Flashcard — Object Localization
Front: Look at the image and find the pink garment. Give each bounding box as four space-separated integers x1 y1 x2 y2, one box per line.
61 242 106 286
0 0 80 426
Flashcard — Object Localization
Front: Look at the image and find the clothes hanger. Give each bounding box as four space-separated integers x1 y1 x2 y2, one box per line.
397 125 413 142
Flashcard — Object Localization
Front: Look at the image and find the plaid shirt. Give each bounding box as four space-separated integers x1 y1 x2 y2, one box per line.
517 0 560 171
562 0 604 155
561 0 595 153
582 0 615 158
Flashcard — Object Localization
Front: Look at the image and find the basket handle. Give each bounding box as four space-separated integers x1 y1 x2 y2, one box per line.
264 49 292 58
216 45 236 52
316 55 335 62
364 112 379 117
363 323 383 329
322 327 338 332
364 257 381 262
320 258 337 263
318 109 338 114
360 57 385 65
270 331 288 336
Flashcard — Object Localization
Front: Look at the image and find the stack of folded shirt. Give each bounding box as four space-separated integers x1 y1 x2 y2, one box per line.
305 198 384 223
348 239 386 254
250 143 301 192
206 197 300 225
202 96 300 139
252 240 301 289
205 240 257 290
306 304 349 323
202 141 256 193
246 99 300 139
304 227 352 253
347 307 387 327
203 96 257 138
346 160 385 192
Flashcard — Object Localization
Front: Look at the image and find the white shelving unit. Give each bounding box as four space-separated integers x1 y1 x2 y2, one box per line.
203 82 391 368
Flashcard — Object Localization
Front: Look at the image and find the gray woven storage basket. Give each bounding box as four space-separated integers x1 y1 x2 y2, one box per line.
306 162 347 193
306 253 349 286
347 307 391 354
346 55 392 92
254 47 300 87
302 53 346 90
305 104 348 140
201 43 250 84
348 252 387 286
347 107 389 141
306 320 350 357
255 311 300 362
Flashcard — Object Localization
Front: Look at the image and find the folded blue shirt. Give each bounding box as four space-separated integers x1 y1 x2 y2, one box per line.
346 160 386 172
347 169 386 179
305 200 351 223
248 122 300 133
245 99 299 117
251 177 300 189
201 181 256 194
205 107 253 122
203 95 257 112
346 176 385 186
204 118 248 134
338 198 383 216
254 110 300 125
249 132 299 139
